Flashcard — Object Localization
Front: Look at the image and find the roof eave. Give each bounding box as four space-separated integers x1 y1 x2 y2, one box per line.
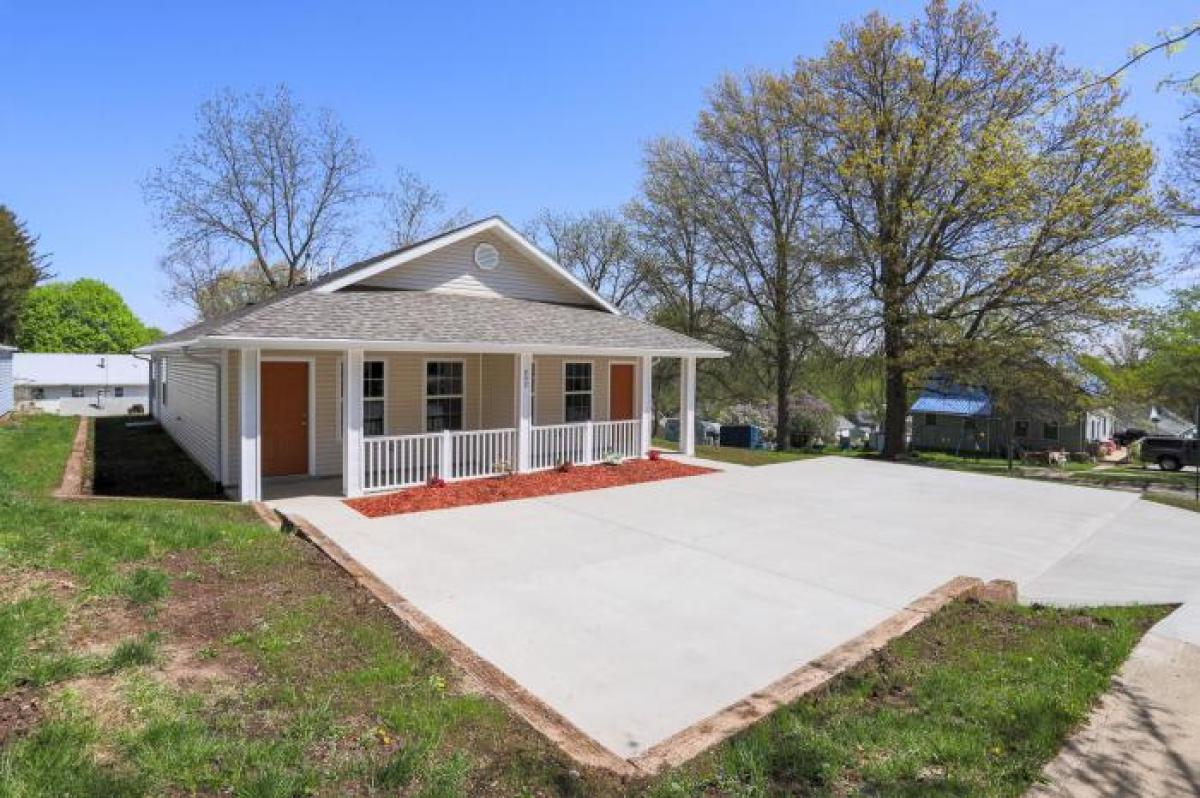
161 335 727 359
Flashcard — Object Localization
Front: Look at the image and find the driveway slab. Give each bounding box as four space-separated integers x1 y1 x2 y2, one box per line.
270 456 1200 758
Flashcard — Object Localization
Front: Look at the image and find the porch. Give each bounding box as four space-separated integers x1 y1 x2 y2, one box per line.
234 349 699 502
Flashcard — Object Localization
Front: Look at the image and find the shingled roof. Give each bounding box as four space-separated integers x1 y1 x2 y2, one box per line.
142 290 723 356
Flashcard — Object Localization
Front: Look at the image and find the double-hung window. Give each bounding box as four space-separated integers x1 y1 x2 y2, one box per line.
363 360 385 436
1043 421 1059 441
425 361 464 432
563 362 592 423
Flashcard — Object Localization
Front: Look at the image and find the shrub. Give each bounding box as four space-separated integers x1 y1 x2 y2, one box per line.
648 449 661 461
556 460 574 473
425 476 446 488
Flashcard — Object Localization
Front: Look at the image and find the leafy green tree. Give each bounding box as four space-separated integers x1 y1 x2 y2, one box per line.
0 205 52 344
791 0 1163 456
1138 287 1200 414
15 279 157 353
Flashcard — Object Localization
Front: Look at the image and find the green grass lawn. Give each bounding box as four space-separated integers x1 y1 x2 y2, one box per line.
652 437 823 466
0 413 1171 796
1143 491 1200 513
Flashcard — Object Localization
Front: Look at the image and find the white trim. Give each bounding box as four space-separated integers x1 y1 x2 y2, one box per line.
606 359 637 421
362 357 387 437
138 336 726 359
421 357 467 432
260 355 317 477
639 355 653 456
562 359 594 424
679 356 696 456
312 217 620 314
239 348 261 502
335 355 344 441
343 349 365 498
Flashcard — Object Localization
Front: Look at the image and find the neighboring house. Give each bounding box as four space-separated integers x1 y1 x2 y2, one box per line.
0 345 15 416
136 217 726 502
1114 404 1196 438
909 378 1115 455
13 353 150 416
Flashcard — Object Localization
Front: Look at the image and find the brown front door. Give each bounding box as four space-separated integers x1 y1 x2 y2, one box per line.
261 362 309 477
610 363 635 421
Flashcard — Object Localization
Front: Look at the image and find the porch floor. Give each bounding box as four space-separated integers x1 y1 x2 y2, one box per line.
262 476 344 501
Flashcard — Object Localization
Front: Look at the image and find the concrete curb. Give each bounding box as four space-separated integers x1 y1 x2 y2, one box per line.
281 504 1007 778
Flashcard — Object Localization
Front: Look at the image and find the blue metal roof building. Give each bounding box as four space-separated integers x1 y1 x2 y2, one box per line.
909 379 992 418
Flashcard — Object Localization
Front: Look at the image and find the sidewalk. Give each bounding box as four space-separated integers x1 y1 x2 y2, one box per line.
1027 630 1200 797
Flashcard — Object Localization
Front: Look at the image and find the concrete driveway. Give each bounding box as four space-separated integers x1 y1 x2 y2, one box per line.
269 456 1200 759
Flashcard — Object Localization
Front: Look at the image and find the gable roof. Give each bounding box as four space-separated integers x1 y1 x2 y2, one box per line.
13 353 148 386
139 291 724 357
316 216 618 313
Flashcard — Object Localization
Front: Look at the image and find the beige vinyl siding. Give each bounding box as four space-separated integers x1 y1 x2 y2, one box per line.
358 231 588 306
481 354 515 429
226 350 240 488
368 352 485 435
158 349 221 480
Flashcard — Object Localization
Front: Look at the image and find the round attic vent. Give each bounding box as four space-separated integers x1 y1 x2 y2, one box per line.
473 242 500 271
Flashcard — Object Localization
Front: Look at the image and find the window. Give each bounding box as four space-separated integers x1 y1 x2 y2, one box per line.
564 362 592 423
1043 421 1059 441
963 417 977 431
31 387 45 401
114 386 124 398
70 386 84 398
425 360 464 432
1014 419 1029 437
924 413 938 427
160 359 168 405
363 360 385 436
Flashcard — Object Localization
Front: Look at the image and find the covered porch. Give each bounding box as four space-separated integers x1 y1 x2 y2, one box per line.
232 348 699 502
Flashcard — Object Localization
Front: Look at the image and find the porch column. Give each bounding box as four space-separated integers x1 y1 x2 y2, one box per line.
679 356 696 456
640 355 653 457
516 352 533 472
238 348 261 502
343 349 365 498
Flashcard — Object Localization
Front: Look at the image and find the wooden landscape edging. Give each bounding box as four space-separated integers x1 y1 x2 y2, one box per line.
53 416 90 498
283 505 1013 779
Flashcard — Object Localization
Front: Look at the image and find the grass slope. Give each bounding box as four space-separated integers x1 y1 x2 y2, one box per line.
0 414 1170 796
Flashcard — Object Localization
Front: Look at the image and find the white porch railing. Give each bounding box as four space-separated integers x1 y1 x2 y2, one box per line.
363 432 442 492
363 427 518 493
530 419 642 471
363 420 642 493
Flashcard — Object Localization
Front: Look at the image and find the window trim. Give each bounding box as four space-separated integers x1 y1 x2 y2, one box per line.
70 386 85 399
422 357 466 432
160 358 168 406
1014 418 1030 438
1043 420 1059 441
562 360 594 423
362 359 387 438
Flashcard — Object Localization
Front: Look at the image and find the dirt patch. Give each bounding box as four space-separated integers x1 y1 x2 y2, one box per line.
346 458 716 518
0 687 43 746
0 566 78 604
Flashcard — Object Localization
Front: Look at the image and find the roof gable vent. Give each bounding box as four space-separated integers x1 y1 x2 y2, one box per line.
473 242 500 271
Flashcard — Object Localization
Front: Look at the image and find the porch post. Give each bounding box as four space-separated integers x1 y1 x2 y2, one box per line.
679 356 696 456
238 348 261 502
640 355 653 457
516 352 533 472
343 349 364 498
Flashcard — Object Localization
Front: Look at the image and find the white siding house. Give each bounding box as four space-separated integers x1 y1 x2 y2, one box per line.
0 345 15 416
13 354 150 416
139 217 725 501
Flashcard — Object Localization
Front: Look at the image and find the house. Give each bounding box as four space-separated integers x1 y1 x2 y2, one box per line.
0 345 15 416
13 353 150 416
908 377 1115 455
1114 404 1196 438
136 217 726 502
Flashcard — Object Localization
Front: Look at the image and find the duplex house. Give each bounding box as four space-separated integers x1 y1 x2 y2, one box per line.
137 217 725 502
13 353 150 416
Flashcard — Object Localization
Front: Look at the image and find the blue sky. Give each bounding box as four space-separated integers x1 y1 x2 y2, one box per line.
2 0 1196 330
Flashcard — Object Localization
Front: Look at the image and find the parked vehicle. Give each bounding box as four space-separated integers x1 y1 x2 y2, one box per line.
1113 428 1149 447
1139 436 1199 471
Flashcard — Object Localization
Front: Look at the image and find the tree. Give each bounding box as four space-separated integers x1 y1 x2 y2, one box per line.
381 167 468 247
793 0 1162 456
1137 287 1200 414
0 206 52 343
144 86 371 302
158 240 293 321
675 71 837 449
525 209 649 311
16 279 158 353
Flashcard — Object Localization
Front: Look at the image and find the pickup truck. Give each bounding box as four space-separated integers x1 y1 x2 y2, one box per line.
1139 436 1199 471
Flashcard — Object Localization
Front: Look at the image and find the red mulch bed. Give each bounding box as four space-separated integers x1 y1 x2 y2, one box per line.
346 457 716 518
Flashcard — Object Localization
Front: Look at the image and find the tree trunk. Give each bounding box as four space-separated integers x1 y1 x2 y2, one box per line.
775 343 791 451
881 312 908 458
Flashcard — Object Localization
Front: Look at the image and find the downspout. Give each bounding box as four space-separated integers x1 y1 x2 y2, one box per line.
131 353 153 417
180 347 224 491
